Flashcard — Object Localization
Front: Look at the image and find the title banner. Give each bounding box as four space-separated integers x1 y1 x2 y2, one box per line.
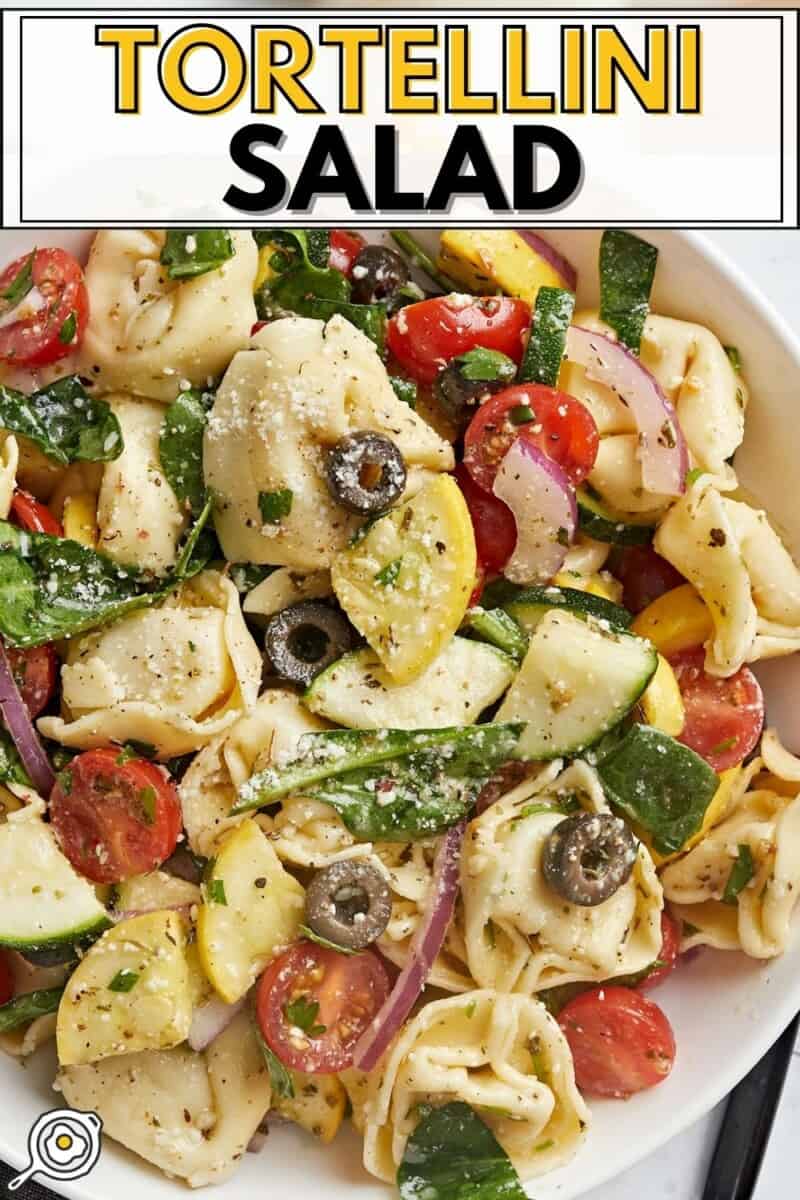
2 8 797 227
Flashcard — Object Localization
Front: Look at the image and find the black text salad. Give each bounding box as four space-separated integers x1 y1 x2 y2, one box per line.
0 227 796 1195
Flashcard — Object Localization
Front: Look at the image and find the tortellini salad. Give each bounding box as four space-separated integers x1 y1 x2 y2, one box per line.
0 227 797 1196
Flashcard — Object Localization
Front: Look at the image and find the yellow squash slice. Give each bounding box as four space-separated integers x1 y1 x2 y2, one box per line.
331 475 476 684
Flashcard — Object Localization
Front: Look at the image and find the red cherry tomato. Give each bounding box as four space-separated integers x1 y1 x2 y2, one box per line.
669 647 764 771
612 546 685 615
558 986 676 1099
49 749 182 884
257 941 390 1074
0 950 13 1006
638 912 681 992
454 464 517 576
9 490 63 536
6 644 57 719
0 248 88 368
463 384 599 494
386 295 530 385
328 229 366 277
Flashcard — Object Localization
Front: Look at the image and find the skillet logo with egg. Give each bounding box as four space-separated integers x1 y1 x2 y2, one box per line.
7 1109 103 1191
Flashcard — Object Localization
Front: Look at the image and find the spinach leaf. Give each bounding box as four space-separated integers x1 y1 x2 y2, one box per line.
723 843 755 905
305 298 386 348
599 230 658 355
596 724 718 855
159 387 215 514
390 377 417 409
234 724 523 840
160 230 234 280
0 727 32 788
258 488 293 524
255 1027 295 1099
0 376 123 465
390 231 461 294
229 563 276 594
397 1102 527 1200
0 987 64 1034
254 229 350 319
0 499 213 648
455 348 516 383
1 250 36 306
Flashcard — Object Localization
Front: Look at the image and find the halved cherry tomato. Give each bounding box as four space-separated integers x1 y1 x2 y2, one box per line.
0 248 88 368
49 749 182 885
0 949 13 1006
328 229 366 277
9 489 63 537
558 986 676 1099
638 912 681 992
257 941 390 1074
454 464 516 576
668 647 764 772
463 385 599 494
612 546 685 615
6 644 57 719
386 296 530 385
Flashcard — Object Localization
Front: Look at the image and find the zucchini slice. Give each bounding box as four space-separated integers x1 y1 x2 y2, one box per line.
518 286 575 387
503 584 632 636
462 607 529 663
0 815 110 951
305 636 516 729
598 229 658 354
497 609 657 759
577 487 657 546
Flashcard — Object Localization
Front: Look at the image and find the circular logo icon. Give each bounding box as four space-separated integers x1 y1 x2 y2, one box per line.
8 1108 103 1190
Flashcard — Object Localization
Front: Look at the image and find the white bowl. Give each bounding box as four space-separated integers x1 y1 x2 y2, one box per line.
1 228 799 1200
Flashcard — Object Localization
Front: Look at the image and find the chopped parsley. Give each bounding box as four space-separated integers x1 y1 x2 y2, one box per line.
58 310 77 344
255 1028 295 1099
374 558 402 587
205 878 228 906
723 843 755 905
109 969 140 993
138 786 157 825
1 249 36 306
454 346 517 383
259 488 293 524
284 995 326 1037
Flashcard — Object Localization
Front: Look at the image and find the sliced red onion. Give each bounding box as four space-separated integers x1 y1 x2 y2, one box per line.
492 440 577 585
566 325 688 497
352 820 465 1073
514 231 577 292
247 1130 268 1154
0 642 55 797
188 992 247 1052
114 903 194 923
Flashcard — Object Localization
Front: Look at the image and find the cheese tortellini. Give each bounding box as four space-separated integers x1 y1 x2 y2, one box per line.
179 687 329 856
362 991 589 1183
461 762 663 994
654 477 800 675
96 395 187 573
39 571 262 758
0 434 18 519
663 735 800 959
562 311 746 512
79 230 258 403
57 1011 270 1187
204 315 454 571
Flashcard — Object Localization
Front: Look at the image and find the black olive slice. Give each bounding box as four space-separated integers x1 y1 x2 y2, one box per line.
542 811 637 907
305 859 392 951
350 245 410 305
264 601 353 687
326 432 407 516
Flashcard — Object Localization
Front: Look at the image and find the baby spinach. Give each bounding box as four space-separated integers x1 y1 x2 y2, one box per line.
722 843 755 905
0 727 31 788
234 724 523 840
0 986 64 1033
159 386 215 514
599 230 658 355
0 376 123 465
255 229 350 318
596 723 718 855
397 1102 527 1200
160 230 234 280
0 499 213 648
306 297 386 348
390 377 417 409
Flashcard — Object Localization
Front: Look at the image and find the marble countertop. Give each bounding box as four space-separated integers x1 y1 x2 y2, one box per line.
587 229 800 1200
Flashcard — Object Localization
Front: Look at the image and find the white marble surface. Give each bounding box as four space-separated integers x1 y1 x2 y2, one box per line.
586 229 800 1200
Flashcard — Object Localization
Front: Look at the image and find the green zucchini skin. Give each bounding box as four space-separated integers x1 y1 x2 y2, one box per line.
518 286 575 387
599 229 658 354
503 584 632 634
577 487 657 546
462 607 529 662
